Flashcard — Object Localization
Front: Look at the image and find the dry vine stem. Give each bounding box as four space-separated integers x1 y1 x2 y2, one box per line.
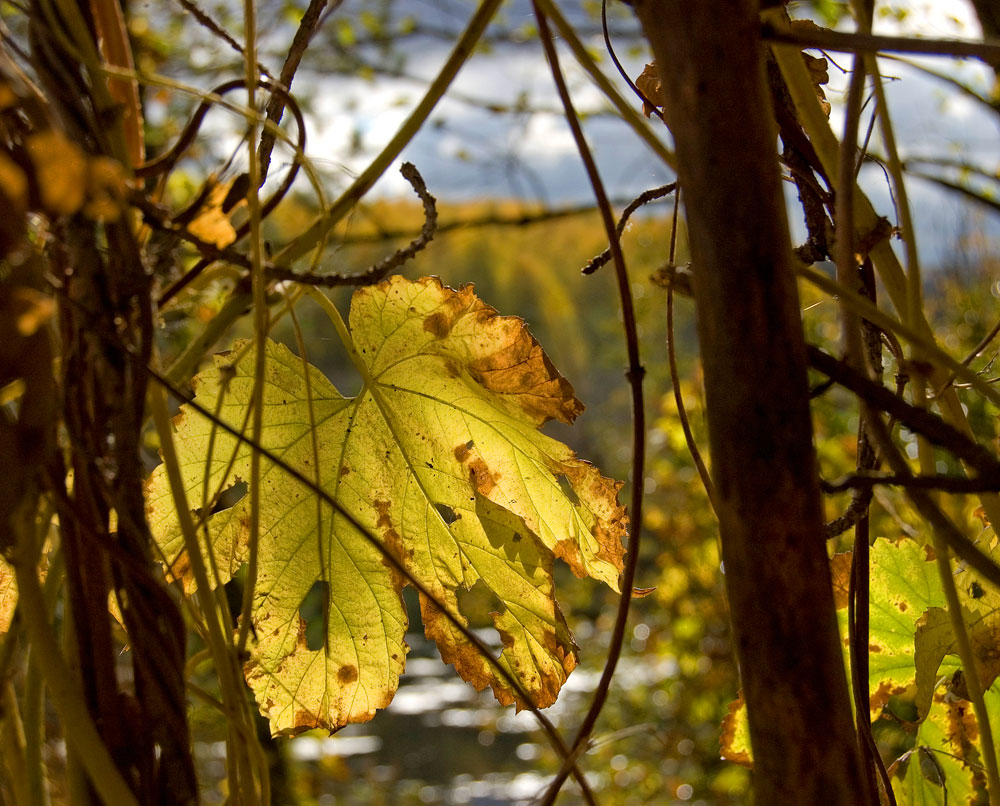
533 5 647 803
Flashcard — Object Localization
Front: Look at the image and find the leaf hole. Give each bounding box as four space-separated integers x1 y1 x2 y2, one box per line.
299 580 329 652
456 579 505 628
435 503 459 525
192 480 247 520
556 475 580 506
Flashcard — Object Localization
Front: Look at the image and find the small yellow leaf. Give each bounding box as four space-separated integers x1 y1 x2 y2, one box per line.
0 151 27 211
186 182 238 248
0 83 17 110
720 692 753 767
635 63 664 118
26 130 87 216
84 156 127 222
0 555 16 635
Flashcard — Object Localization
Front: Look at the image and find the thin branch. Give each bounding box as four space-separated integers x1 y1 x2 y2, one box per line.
582 182 676 274
334 197 655 245
761 22 1000 63
534 5 645 804
172 0 275 79
807 345 1000 478
823 471 1000 493
258 0 337 178
934 316 1000 398
906 170 1000 216
266 162 436 287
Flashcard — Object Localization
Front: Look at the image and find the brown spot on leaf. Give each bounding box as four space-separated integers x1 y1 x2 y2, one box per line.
869 644 882 653
418 592 495 698
423 311 451 338
169 551 191 584
453 440 472 463
374 500 392 531
945 697 980 753
897 601 908 612
869 680 905 714
338 665 359 684
292 710 320 732
830 552 852 610
468 458 498 496
340 464 350 477
554 539 587 580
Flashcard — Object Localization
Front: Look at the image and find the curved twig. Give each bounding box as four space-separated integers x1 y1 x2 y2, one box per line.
154 80 307 306
534 5 646 804
601 0 664 123
582 182 677 274
266 162 437 287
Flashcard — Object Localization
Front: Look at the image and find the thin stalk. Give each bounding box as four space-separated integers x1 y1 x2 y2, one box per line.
23 648 50 806
665 186 716 511
833 24 883 801
533 0 675 171
534 6 645 804
149 382 260 805
12 556 139 806
277 0 502 265
2 682 29 805
666 287 716 507
236 5 271 800
239 0 268 670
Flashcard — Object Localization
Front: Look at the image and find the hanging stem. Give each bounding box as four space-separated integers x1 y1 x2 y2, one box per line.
533 5 646 803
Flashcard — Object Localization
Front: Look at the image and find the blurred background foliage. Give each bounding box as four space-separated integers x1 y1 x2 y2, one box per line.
3 0 1000 802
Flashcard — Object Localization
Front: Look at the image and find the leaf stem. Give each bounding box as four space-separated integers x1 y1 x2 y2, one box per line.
534 5 646 804
276 0 502 265
11 553 139 806
149 381 262 804
533 0 675 171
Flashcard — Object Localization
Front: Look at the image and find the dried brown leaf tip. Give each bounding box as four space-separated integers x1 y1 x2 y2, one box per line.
802 52 831 117
830 551 852 610
788 21 832 117
635 62 665 118
719 692 753 768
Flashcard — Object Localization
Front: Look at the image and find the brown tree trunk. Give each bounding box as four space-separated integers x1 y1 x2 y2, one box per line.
630 2 869 803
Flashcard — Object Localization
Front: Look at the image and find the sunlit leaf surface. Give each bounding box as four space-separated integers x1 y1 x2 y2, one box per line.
148 276 626 735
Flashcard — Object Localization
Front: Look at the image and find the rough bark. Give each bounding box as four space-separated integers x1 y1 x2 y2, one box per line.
631 2 869 803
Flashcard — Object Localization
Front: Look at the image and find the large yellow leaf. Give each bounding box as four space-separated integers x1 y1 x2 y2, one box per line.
147 276 626 736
